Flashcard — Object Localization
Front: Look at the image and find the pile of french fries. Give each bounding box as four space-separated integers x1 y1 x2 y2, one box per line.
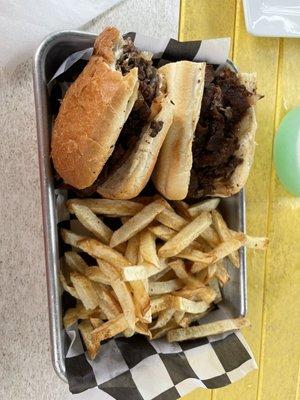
60 196 268 359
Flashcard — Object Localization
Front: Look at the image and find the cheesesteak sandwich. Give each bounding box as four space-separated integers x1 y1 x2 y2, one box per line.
153 62 259 200
51 27 173 199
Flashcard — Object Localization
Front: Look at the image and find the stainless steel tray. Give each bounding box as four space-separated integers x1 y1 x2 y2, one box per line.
33 30 247 382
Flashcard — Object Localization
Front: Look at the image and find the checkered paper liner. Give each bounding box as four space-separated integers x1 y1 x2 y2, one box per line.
52 33 257 399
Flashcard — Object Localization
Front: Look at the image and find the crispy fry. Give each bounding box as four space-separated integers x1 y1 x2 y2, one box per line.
178 246 216 264
130 280 151 323
77 238 130 267
135 322 152 338
75 302 101 320
200 226 220 247
166 295 211 314
90 318 103 329
149 279 183 295
110 199 168 248
172 201 191 220
91 314 128 344
59 271 80 299
125 234 140 264
174 310 185 325
191 261 209 273
188 198 220 217
96 259 120 279
151 321 178 339
209 235 245 263
69 272 99 310
67 198 143 216
179 308 214 328
156 208 187 230
148 224 176 241
209 278 222 303
61 228 86 248
93 284 122 319
175 285 216 304
158 212 212 258
79 320 99 359
64 251 88 275
167 318 251 342
214 261 230 285
151 309 175 330
245 235 269 250
68 203 112 244
139 230 160 267
150 296 168 314
63 308 77 329
85 266 112 285
110 280 136 330
121 265 149 281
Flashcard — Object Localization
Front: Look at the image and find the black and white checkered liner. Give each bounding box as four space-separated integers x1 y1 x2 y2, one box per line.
53 32 257 398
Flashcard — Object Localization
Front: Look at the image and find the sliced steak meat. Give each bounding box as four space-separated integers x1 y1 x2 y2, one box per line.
188 67 254 198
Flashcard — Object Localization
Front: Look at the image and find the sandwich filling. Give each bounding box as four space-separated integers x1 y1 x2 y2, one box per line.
188 66 256 198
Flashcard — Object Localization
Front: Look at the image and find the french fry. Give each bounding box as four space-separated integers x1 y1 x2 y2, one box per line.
63 308 77 329
85 267 112 285
59 271 80 299
111 280 136 330
130 280 151 323
245 235 269 250
139 230 160 267
93 284 122 319
91 314 128 344
135 322 152 338
121 265 149 281
149 262 170 281
125 234 140 264
172 201 191 220
214 261 230 285
150 296 168 314
179 308 214 328
148 225 176 241
211 210 239 267
79 320 99 359
156 208 187 230
61 228 86 248
96 259 120 280
191 261 210 273
149 279 183 295
67 198 143 216
167 318 251 342
175 285 216 304
174 310 185 325
166 295 211 314
77 238 130 267
64 251 88 275
90 318 103 329
208 278 222 303
209 235 245 263
68 203 113 244
70 272 99 310
200 226 220 247
110 199 168 248
158 212 212 258
178 246 216 264
188 198 220 217
151 309 175 330
151 321 178 339
75 302 102 320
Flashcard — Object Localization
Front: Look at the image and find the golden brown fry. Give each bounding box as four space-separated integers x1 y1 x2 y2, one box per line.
93 284 122 319
166 295 211 314
179 308 214 328
191 261 209 274
151 321 178 339
211 210 239 267
77 238 130 267
174 310 185 325
167 318 251 342
59 271 80 299
135 322 152 338
70 272 99 310
60 228 86 248
209 235 245 263
125 234 140 264
150 296 168 314
63 308 77 329
151 309 175 330
65 251 88 275
149 279 183 295
121 265 149 281
175 285 216 304
79 320 100 359
172 201 191 220
200 226 220 247
208 278 222 303
178 246 216 264
90 318 103 329
158 212 212 258
188 198 220 217
148 225 176 241
111 280 136 330
245 235 269 250
85 266 112 285
91 314 128 344
67 198 143 216
139 230 160 267
214 261 230 285
110 199 168 248
96 259 120 279
75 302 102 320
68 203 113 244
130 280 151 323
156 208 187 230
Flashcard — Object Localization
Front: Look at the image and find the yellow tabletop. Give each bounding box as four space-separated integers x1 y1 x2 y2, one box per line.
179 1 300 399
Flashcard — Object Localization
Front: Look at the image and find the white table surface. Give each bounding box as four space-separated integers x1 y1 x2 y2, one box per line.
0 1 179 398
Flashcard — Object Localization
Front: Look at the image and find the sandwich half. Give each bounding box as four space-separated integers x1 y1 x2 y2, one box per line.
152 62 259 200
51 27 173 199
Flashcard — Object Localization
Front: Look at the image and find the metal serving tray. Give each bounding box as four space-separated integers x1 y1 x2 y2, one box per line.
33 30 247 382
